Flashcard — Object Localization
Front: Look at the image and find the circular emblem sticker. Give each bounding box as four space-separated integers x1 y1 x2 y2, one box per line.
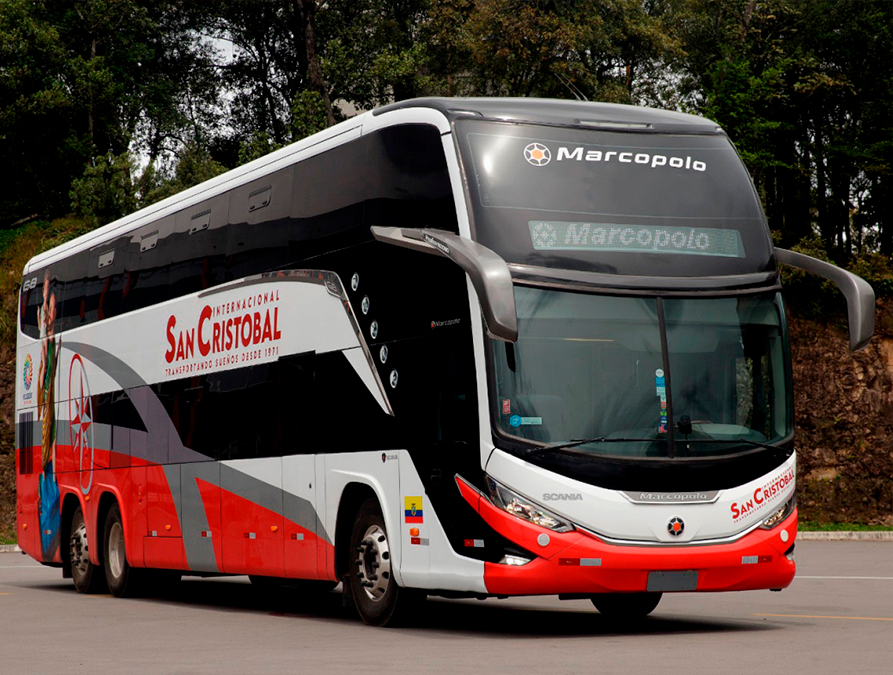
667 517 684 537
524 142 551 167
68 355 95 495
23 354 33 391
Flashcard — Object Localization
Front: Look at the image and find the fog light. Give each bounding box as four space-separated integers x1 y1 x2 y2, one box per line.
499 555 531 566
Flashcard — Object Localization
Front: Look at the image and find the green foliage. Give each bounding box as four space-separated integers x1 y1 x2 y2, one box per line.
70 152 138 226
0 217 93 348
140 141 228 206
290 91 329 142
675 0 893 255
0 0 890 271
237 133 284 166
0 0 222 225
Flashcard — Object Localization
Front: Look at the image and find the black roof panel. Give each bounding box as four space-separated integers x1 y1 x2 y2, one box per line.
372 97 722 134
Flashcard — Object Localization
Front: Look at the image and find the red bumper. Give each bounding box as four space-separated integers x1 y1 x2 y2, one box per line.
456 476 797 596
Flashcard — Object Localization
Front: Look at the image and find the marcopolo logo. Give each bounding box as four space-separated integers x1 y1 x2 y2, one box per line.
523 142 552 166
529 221 744 258
522 141 707 172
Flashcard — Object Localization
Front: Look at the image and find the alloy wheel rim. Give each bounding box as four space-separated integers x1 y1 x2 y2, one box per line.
108 522 125 580
70 520 89 577
355 524 391 602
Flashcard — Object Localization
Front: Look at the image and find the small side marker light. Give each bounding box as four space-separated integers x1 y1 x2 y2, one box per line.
271 525 279 532
22 524 27 530
85 495 90 502
409 528 419 537
165 524 172 531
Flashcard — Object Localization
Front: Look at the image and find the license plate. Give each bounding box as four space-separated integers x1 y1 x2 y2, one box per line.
647 570 698 592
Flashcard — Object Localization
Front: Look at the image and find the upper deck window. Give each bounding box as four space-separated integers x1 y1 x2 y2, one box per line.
456 120 774 278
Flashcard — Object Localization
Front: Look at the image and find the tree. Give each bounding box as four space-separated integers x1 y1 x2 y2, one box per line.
0 0 221 226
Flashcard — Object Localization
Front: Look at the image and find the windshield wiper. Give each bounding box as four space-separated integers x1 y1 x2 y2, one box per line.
676 437 784 452
527 437 655 458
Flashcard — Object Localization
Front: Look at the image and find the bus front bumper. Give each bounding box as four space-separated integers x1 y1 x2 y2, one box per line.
456 476 797 596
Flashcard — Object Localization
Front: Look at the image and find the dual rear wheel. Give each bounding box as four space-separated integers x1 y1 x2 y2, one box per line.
68 502 155 597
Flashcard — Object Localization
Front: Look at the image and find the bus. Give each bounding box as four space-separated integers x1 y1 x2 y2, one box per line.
15 98 875 626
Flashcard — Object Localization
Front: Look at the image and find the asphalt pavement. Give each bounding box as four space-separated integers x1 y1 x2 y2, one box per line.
0 541 890 675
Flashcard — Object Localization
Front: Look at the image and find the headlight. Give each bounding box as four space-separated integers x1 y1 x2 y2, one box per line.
486 476 575 533
760 494 796 530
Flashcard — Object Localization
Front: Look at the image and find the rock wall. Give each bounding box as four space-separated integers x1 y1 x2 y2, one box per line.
790 299 893 525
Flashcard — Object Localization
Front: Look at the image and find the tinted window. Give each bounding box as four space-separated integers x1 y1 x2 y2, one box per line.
457 120 773 277
366 125 457 233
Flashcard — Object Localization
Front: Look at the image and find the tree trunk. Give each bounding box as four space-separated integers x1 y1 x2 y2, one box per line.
296 0 335 127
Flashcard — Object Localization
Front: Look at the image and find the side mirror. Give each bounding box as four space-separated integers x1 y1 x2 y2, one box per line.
370 226 518 342
775 248 875 351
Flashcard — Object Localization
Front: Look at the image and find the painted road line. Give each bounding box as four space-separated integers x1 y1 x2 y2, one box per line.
754 613 893 622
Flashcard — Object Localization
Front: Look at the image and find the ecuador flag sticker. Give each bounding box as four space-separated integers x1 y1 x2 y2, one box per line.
404 496 424 523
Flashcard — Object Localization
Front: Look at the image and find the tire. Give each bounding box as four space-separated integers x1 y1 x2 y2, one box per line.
347 498 424 626
591 592 662 619
68 505 106 594
103 503 145 597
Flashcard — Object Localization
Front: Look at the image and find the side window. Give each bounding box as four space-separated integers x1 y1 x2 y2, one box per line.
365 124 458 233
226 169 293 281
19 273 42 339
88 239 128 320
289 140 368 262
278 352 315 455
57 279 87 333
124 223 171 313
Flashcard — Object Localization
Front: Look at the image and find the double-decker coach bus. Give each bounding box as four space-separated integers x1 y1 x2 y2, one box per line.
15 98 875 626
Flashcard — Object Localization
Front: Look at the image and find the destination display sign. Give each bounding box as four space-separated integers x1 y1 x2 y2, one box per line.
528 221 745 258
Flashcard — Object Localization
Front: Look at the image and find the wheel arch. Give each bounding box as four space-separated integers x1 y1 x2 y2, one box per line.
94 488 127 565
60 492 83 577
333 482 378 580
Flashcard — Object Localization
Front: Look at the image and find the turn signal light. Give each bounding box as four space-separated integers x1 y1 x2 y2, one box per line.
409 528 419 537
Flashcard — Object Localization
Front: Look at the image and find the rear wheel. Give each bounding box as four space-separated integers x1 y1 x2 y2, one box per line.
591 592 662 618
103 503 145 597
69 505 106 594
348 498 424 626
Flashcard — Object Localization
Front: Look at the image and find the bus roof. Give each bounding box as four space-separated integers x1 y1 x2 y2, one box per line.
373 97 722 133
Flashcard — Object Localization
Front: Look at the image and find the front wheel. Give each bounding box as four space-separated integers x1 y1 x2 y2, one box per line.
591 592 662 619
103 503 145 597
69 505 106 594
348 498 424 626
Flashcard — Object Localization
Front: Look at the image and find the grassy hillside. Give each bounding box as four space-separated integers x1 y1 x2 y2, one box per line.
0 218 93 541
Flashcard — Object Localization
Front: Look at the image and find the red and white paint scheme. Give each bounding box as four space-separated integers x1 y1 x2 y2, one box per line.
16 98 873 626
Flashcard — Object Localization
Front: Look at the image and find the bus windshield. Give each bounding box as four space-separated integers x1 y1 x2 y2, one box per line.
490 288 791 459
456 119 774 278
